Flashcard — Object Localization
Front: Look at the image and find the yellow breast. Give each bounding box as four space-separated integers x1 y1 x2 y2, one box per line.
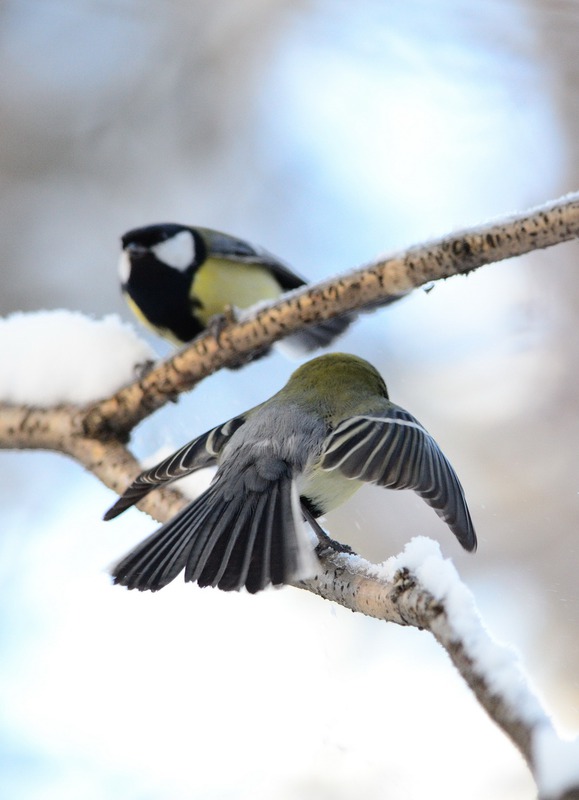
191 258 283 325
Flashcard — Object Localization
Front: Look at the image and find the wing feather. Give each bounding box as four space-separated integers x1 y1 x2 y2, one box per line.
201 228 307 290
321 407 477 552
103 415 246 520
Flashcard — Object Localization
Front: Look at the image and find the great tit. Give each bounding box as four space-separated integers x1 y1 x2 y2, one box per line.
106 353 477 594
119 224 353 356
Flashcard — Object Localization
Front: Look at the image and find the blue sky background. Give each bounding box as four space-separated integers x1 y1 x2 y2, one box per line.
1 1 578 797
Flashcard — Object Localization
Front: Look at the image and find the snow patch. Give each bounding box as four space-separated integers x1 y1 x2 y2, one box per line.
372 537 547 728
533 725 579 799
0 310 154 406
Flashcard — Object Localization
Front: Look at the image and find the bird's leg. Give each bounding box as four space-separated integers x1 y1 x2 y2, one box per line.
207 306 271 368
206 305 239 343
301 502 355 556
133 359 157 380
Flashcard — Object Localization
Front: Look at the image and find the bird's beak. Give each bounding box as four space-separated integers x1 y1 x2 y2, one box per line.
125 242 148 258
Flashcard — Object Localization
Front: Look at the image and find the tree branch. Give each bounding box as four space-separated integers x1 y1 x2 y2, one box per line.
297 550 533 772
82 192 579 439
2 192 579 797
297 546 579 799
0 404 188 522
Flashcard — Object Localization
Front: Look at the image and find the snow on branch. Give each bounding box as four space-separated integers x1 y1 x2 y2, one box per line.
298 539 579 799
1 193 579 797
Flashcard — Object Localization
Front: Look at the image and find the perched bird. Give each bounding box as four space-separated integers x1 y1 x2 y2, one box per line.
106 353 476 594
118 223 353 356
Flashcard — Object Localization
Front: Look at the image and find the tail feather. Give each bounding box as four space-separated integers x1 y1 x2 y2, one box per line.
113 496 216 590
111 477 317 593
279 314 354 356
244 489 277 588
249 479 287 593
188 491 254 587
243 484 280 594
194 480 294 593
195 492 263 591
278 291 410 357
269 475 294 583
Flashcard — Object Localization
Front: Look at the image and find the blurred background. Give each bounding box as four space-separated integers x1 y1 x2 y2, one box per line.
1 0 578 797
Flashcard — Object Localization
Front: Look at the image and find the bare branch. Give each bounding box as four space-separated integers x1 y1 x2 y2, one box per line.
0 403 188 522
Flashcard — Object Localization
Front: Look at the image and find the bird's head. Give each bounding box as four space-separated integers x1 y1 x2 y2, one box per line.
119 224 198 286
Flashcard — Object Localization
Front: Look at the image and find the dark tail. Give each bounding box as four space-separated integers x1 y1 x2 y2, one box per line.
280 291 410 356
111 477 317 593
280 314 354 356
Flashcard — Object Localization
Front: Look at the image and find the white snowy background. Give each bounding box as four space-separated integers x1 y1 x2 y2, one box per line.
1 1 579 797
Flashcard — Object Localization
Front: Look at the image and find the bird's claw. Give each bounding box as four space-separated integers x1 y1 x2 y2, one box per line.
207 306 239 344
314 530 355 557
134 359 157 380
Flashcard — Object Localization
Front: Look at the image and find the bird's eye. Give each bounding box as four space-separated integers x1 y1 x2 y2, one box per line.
151 230 195 270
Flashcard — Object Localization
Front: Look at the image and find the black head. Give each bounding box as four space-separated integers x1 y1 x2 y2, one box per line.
121 223 189 248
118 224 205 342
120 224 203 274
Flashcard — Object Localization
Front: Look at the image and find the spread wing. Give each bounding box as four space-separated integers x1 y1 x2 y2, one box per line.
104 415 246 521
320 407 477 551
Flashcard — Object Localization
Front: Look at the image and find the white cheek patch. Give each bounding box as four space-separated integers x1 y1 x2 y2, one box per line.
151 229 195 270
118 251 132 284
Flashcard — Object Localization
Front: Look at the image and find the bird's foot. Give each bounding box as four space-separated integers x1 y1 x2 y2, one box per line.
315 530 355 557
207 307 271 368
134 359 157 380
301 502 356 556
207 306 239 344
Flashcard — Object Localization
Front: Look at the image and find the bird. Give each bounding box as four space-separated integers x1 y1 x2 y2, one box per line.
118 223 354 358
105 353 477 594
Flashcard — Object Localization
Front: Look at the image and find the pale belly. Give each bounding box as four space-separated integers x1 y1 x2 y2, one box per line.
298 467 363 516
